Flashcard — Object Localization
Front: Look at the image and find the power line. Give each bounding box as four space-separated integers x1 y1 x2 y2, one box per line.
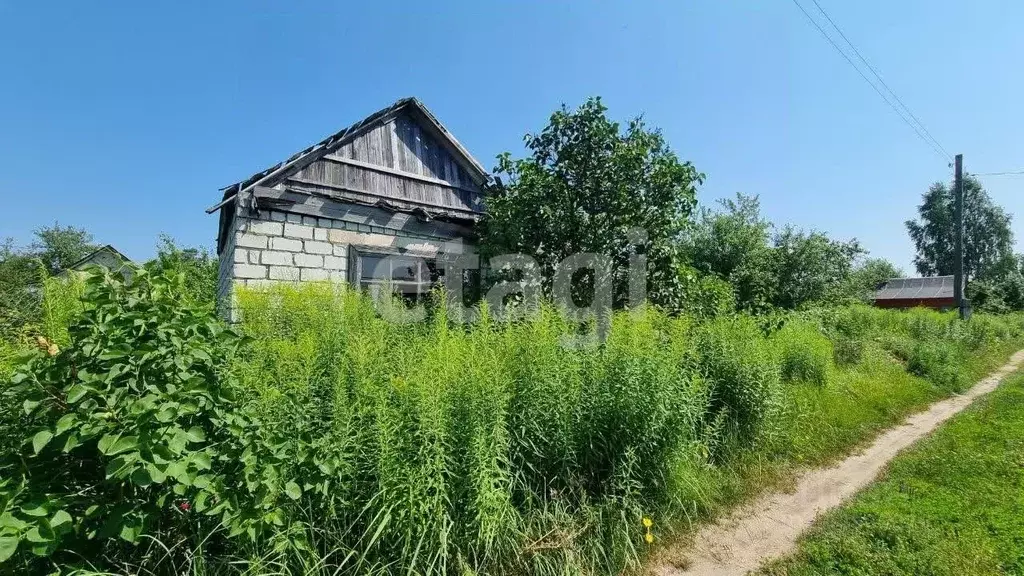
808 0 953 161
790 0 952 164
970 169 1024 177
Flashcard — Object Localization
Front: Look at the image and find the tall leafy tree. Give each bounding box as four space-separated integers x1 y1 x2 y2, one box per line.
905 176 1014 282
30 223 96 276
683 194 776 312
968 252 1024 312
482 97 704 309
771 226 864 309
845 257 904 301
684 193 865 311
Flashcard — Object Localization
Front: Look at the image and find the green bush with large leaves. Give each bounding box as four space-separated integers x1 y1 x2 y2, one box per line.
0 267 269 568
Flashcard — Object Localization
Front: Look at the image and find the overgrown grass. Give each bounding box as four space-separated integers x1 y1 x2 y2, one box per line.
760 370 1024 576
232 285 711 575
228 290 1024 576
774 319 833 386
4 278 1024 576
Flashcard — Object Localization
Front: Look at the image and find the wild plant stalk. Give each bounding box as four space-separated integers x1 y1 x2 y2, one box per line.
6 276 1024 576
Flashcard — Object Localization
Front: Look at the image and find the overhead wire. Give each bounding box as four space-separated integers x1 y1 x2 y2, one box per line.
969 169 1024 177
807 0 953 161
790 0 953 164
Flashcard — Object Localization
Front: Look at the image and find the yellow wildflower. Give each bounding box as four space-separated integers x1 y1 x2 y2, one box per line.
644 532 654 544
642 517 653 528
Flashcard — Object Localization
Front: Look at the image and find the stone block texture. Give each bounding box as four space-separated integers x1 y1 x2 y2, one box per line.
216 206 469 321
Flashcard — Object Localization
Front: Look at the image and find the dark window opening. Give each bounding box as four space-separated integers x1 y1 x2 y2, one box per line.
353 250 442 305
349 246 486 308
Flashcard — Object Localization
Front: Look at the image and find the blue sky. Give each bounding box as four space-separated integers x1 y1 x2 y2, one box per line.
1 1 1021 272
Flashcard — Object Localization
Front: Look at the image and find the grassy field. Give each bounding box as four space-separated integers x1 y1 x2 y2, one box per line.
760 370 1024 576
5 275 1024 576
649 338 1022 570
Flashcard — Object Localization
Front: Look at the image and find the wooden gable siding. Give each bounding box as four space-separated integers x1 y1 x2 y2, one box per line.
286 113 484 216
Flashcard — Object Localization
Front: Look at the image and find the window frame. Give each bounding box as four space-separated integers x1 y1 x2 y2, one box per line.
347 245 439 300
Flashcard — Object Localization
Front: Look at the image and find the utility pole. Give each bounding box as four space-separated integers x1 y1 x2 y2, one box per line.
953 154 966 319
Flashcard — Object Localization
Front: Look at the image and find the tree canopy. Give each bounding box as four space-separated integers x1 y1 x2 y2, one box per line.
683 194 868 311
0 224 95 337
845 257 904 300
30 223 96 276
481 97 704 310
905 176 1014 283
683 194 775 312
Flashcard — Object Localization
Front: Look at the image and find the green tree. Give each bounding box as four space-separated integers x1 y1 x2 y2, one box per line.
683 194 776 312
845 257 904 301
772 226 864 309
482 97 703 309
905 176 1014 283
968 252 1024 312
30 223 95 276
0 224 95 338
683 194 865 311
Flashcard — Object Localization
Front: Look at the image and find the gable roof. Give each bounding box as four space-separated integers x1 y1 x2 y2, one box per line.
874 276 955 301
64 245 132 272
206 97 488 214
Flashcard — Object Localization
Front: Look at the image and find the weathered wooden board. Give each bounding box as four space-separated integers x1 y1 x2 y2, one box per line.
329 112 481 193
299 155 485 214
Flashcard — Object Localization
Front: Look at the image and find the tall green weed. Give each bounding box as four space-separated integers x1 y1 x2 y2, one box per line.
774 319 833 385
5 279 1024 576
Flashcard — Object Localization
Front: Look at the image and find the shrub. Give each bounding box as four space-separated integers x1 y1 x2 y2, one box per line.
774 320 833 385
0 267 254 569
695 315 783 447
38 275 84 346
879 334 915 364
679 271 736 319
960 314 1015 350
906 341 968 392
831 335 865 367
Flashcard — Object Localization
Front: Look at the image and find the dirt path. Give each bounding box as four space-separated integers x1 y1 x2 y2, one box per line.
653 349 1024 576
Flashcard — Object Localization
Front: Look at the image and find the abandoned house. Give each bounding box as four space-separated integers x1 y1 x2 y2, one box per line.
209 97 489 318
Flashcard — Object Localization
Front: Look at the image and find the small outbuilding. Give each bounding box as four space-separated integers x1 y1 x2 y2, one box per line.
62 245 133 277
208 97 490 319
872 276 957 310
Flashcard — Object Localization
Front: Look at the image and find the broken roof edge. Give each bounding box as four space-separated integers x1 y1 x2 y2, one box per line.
206 97 489 215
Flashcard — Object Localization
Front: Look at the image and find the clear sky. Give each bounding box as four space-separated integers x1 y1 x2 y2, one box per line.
1 1 1021 272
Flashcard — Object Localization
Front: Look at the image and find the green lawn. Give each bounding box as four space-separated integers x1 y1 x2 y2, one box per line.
760 370 1024 576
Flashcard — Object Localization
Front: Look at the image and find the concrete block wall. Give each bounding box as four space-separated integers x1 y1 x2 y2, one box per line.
217 206 467 320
